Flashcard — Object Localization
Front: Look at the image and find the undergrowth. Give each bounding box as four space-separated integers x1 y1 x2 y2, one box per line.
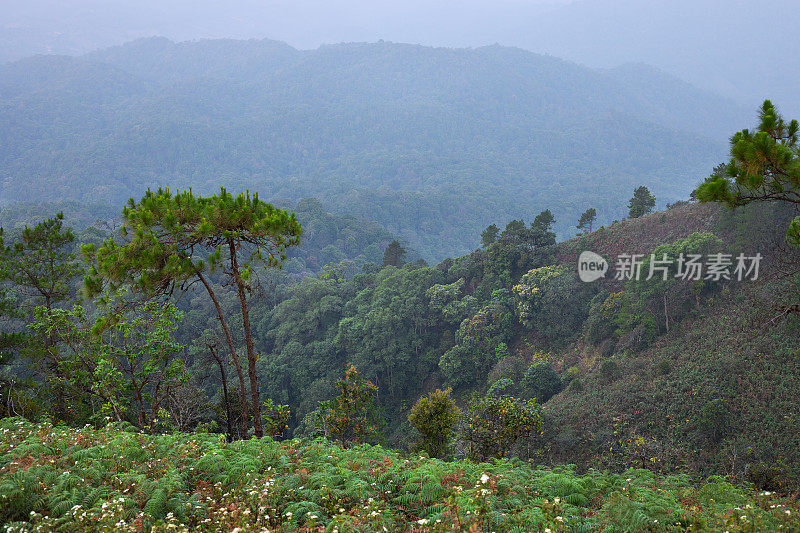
0 418 797 532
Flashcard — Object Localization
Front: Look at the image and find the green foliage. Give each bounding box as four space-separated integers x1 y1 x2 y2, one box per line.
408 388 460 458
439 289 516 389
382 240 406 267
84 187 301 296
480 224 500 247
697 100 800 244
0 212 81 311
29 291 187 429
323 366 385 446
336 266 443 408
628 186 656 218
461 395 540 460
513 264 594 343
521 362 563 403
698 398 729 443
577 207 597 234
486 378 515 397
85 186 302 438
261 399 290 439
585 290 633 345
426 278 478 325
627 232 723 335
2 419 796 531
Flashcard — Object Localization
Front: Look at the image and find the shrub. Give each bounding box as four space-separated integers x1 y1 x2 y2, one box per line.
698 398 728 443
486 378 515 397
323 365 385 446
600 360 621 383
461 395 540 460
521 362 563 403
262 399 290 439
408 388 460 458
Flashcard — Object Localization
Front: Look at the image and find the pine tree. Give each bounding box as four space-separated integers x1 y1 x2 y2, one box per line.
382 240 406 267
628 186 656 218
0 213 82 420
480 224 500 247
577 207 597 234
84 187 301 438
696 100 800 243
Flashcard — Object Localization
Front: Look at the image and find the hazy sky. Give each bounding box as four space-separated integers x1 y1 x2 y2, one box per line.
2 0 799 116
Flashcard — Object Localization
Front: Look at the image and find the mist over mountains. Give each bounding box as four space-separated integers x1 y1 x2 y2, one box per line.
2 0 798 117
0 37 747 259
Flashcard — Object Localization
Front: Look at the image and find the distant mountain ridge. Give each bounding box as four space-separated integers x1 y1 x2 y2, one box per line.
0 37 747 260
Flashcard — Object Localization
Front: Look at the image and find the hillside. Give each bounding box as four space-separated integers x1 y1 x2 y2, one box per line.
1 418 797 532
526 201 800 487
0 37 746 260
213 197 800 489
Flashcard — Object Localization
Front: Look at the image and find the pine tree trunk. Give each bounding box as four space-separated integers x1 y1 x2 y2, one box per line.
229 239 264 439
209 342 234 441
197 271 250 439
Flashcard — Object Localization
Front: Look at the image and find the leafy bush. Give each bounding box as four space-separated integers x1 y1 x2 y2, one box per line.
486 378 515 397
461 395 540 460
323 365 385 446
521 362 563 403
261 399 290 439
408 388 460 458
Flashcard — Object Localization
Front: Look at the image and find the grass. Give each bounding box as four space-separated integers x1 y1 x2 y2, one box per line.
0 418 798 532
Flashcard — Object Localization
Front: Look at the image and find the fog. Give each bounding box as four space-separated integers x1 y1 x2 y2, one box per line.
2 0 799 116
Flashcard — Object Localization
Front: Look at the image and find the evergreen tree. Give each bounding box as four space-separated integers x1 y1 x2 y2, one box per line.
382 240 407 267
696 100 800 244
480 224 500 247
628 186 656 218
84 187 301 438
0 213 82 420
577 207 597 234
0 212 81 312
532 209 556 233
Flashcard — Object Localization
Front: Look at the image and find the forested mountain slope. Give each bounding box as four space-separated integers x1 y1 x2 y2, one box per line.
236 197 800 491
0 37 747 260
